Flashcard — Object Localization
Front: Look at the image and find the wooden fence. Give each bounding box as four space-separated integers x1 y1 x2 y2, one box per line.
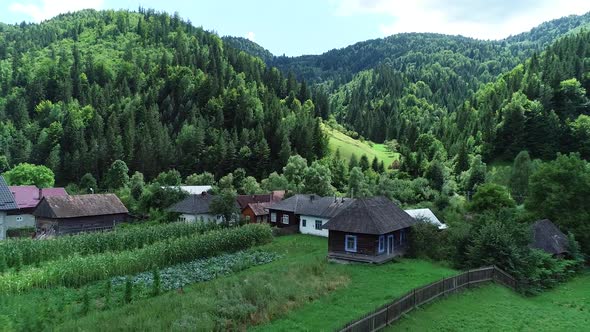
338 266 517 332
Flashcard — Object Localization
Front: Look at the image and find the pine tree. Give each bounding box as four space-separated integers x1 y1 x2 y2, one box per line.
510 150 532 204
359 154 370 171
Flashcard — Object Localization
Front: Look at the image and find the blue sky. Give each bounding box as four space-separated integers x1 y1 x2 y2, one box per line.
2 0 590 56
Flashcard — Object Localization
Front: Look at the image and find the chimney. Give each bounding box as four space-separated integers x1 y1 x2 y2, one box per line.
38 187 43 200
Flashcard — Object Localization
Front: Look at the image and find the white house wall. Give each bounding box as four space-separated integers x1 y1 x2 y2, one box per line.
299 215 329 237
5 214 35 230
180 213 224 224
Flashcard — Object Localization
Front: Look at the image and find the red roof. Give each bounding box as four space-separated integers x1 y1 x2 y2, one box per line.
9 186 68 209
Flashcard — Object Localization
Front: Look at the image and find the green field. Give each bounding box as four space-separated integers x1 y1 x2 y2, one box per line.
56 235 454 331
326 127 398 168
391 273 590 331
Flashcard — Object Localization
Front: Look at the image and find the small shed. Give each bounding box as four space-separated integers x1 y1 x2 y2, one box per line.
34 194 128 235
323 196 418 264
530 219 570 257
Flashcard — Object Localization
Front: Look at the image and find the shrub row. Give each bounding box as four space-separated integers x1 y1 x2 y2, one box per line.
0 224 273 293
0 222 218 270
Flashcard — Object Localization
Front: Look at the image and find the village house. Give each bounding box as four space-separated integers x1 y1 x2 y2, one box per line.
168 192 240 223
34 194 129 236
322 196 418 264
268 194 348 231
6 186 68 233
237 191 285 223
405 208 447 230
0 176 18 240
530 219 570 258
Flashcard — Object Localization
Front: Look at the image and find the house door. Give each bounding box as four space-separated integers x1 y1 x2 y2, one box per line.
387 234 394 254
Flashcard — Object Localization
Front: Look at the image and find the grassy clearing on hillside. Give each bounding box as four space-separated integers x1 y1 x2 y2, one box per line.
326 127 398 168
55 235 454 331
391 273 590 331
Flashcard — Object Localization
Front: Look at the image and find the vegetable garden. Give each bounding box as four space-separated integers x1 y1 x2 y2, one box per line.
0 222 275 330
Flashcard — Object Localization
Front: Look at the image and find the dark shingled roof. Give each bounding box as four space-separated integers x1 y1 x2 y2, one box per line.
0 175 18 211
530 219 570 255
269 194 354 218
322 196 417 235
248 202 271 216
168 194 215 214
34 194 128 218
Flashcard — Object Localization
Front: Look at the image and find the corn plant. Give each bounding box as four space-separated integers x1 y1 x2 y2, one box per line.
0 224 273 293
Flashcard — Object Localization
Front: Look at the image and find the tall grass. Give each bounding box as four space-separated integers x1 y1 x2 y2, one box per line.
0 224 273 293
0 222 218 270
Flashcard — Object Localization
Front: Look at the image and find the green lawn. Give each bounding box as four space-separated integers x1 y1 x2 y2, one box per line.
57 235 455 331
391 273 590 331
326 127 398 168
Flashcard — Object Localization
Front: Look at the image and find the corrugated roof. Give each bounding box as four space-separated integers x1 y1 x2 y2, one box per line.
0 176 18 211
9 186 68 209
34 194 128 218
530 219 570 255
269 194 354 218
405 208 447 230
323 196 417 235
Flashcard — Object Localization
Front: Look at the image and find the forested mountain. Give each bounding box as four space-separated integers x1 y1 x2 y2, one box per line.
228 12 590 154
0 9 327 185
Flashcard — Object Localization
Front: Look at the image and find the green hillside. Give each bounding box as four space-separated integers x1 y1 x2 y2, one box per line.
325 126 398 168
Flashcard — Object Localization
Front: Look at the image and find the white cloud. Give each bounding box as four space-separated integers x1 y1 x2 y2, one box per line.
246 31 256 41
333 0 590 40
9 0 104 22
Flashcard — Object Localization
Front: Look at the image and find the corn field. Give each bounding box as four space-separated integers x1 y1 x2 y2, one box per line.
0 222 218 270
0 224 273 293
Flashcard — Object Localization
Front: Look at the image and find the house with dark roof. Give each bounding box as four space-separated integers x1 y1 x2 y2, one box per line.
0 176 18 240
167 193 240 224
322 196 418 264
34 194 128 236
238 191 285 223
5 186 68 234
268 194 354 236
530 219 570 257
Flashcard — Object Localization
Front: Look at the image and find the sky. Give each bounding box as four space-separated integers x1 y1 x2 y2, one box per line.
1 0 590 56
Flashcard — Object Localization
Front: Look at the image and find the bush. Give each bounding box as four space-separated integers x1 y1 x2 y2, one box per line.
0 224 273 293
6 227 35 238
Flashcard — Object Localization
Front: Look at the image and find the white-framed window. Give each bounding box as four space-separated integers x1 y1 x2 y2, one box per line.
302 219 307 227
245 215 251 222
178 216 187 222
315 220 322 230
345 234 357 253
16 216 23 222
282 214 289 224
270 213 277 223
378 235 385 253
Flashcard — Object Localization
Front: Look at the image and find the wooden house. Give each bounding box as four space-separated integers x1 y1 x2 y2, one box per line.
34 194 128 236
530 219 570 258
168 192 240 224
236 191 285 222
6 186 67 234
322 196 418 264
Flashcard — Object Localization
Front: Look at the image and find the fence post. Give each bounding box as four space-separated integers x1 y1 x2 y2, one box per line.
467 269 471 288
413 288 416 308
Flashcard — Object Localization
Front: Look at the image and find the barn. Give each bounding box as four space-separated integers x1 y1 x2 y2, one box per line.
34 194 128 236
323 196 418 264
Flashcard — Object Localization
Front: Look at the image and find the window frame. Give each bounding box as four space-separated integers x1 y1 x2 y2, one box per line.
282 214 289 224
270 213 276 223
315 220 322 230
16 216 23 222
302 219 307 227
345 234 357 253
378 235 385 253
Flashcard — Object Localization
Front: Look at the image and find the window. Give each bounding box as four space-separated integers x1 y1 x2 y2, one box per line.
315 220 322 230
345 235 357 252
378 235 385 253
245 215 251 222
400 230 405 245
270 213 277 223
282 214 289 224
178 216 187 222
302 219 307 227
16 216 23 222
